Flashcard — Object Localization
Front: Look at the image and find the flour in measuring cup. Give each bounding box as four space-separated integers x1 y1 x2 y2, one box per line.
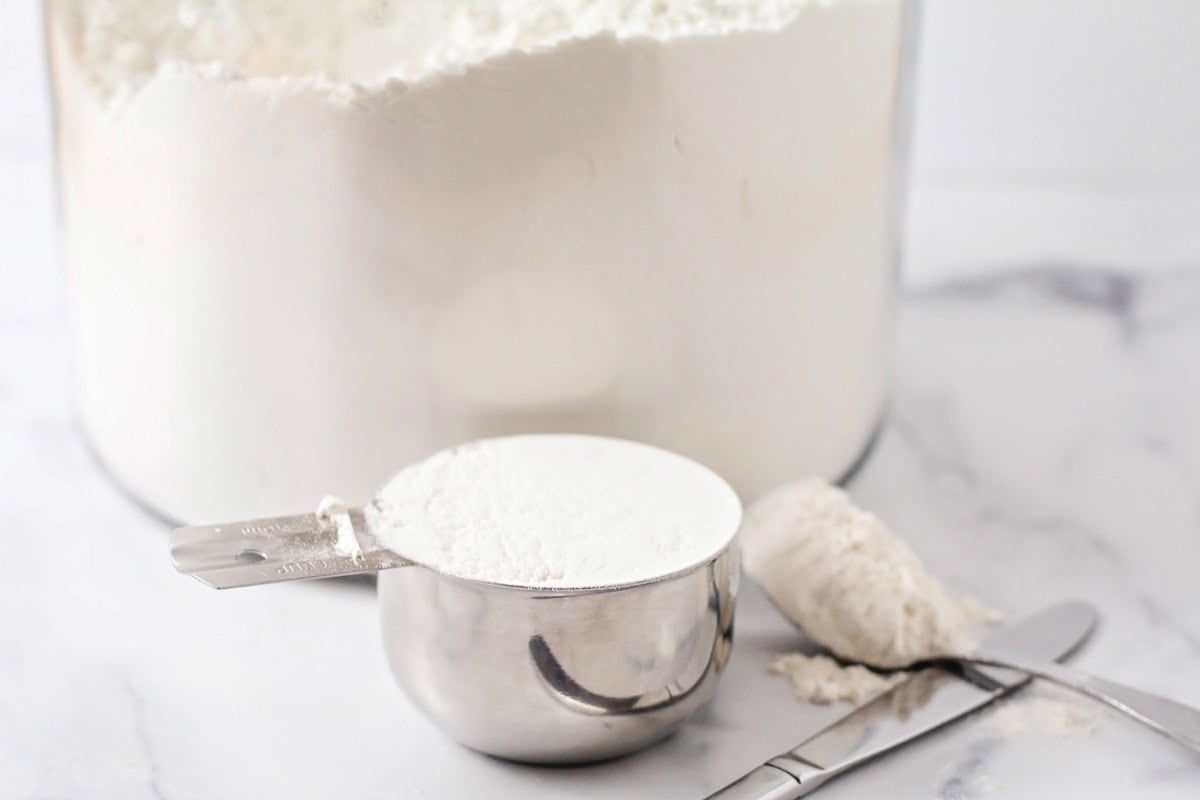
365 435 741 588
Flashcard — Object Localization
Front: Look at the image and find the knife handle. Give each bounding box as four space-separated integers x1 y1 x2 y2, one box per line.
706 757 831 799
705 765 802 800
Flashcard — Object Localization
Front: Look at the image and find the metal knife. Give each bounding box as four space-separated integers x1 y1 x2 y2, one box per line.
707 601 1098 799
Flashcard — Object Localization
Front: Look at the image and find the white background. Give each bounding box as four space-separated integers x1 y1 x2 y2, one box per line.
4 0 1200 283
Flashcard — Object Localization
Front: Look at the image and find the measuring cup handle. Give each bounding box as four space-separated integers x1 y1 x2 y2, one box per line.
171 508 412 589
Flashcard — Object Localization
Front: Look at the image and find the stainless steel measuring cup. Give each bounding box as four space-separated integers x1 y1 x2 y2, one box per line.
172 504 740 764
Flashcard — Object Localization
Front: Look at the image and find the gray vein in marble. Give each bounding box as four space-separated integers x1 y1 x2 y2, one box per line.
910 263 1200 345
1136 594 1200 658
119 675 167 800
885 389 1124 569
887 393 981 491
970 505 1125 566
886 389 1197 681
913 263 1138 315
1135 431 1200 538
932 739 996 800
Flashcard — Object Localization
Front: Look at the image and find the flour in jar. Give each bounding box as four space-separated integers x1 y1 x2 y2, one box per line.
51 0 904 523
364 435 742 588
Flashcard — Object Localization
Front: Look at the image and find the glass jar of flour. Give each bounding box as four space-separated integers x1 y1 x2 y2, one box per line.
46 1 916 523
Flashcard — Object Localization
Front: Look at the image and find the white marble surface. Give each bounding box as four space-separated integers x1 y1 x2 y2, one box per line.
3 142 1200 799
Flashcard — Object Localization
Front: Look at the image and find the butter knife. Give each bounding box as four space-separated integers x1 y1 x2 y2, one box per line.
708 601 1098 799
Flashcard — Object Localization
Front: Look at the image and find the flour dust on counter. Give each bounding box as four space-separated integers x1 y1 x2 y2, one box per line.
769 652 905 704
982 685 1108 741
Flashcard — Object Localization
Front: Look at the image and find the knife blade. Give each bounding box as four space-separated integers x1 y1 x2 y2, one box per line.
707 601 1098 799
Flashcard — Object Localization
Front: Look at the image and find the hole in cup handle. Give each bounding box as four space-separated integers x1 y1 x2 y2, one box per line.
169 509 413 589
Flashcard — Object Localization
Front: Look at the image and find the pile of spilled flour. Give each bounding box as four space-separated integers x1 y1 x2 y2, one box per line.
740 478 998 703
983 685 1106 740
768 653 905 704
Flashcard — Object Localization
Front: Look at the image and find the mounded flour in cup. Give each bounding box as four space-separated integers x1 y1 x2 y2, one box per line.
365 435 741 588
50 0 903 523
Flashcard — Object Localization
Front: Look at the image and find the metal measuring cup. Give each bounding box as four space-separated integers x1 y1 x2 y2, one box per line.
172 496 740 764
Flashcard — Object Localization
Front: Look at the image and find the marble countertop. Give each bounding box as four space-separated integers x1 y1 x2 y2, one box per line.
4 214 1200 795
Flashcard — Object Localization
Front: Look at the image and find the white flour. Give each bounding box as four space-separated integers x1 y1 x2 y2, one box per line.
316 496 362 560
50 0 903 523
770 653 904 704
364 435 741 588
741 478 996 669
983 687 1105 740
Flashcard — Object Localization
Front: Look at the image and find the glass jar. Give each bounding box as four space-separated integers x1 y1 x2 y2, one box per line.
46 1 916 523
